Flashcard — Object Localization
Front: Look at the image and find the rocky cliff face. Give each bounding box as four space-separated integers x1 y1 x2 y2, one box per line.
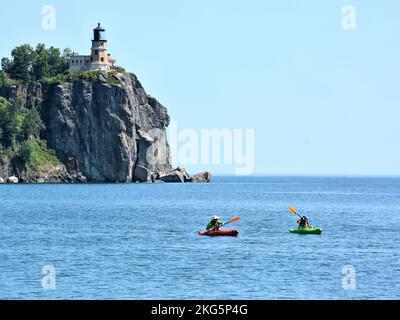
0 72 184 183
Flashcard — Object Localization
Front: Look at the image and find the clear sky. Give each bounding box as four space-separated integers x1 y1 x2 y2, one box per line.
1 0 399 176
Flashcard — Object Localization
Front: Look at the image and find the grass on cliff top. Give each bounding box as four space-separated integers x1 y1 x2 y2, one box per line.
40 68 126 86
40 73 69 86
18 139 60 171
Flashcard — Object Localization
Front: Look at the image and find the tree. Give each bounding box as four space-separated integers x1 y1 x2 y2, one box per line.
62 48 79 60
32 44 67 80
9 44 34 82
0 97 45 149
1 57 11 72
32 44 50 81
1 44 70 82
20 108 45 140
0 97 19 148
0 70 6 86
0 98 6 149
48 46 69 76
31 44 70 80
62 48 72 59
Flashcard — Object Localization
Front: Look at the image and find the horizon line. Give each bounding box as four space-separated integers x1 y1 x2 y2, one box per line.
209 173 400 178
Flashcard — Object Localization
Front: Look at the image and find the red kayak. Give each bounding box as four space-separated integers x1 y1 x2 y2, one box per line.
198 230 239 237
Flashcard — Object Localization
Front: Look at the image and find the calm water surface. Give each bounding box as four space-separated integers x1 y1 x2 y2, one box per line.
1 176 399 299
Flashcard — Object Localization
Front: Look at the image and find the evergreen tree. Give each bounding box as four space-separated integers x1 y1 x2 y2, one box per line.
32 44 50 81
9 44 34 82
0 97 19 148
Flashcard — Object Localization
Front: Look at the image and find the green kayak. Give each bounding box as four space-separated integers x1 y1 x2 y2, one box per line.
289 228 322 235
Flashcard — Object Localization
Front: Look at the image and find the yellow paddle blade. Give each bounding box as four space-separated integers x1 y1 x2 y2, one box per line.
288 207 299 215
229 217 240 223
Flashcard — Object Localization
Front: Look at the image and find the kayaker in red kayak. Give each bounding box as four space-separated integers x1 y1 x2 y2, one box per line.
297 216 313 229
206 216 225 231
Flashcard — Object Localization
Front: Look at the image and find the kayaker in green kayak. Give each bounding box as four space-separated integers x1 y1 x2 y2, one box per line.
297 215 313 229
206 216 225 231
288 207 322 234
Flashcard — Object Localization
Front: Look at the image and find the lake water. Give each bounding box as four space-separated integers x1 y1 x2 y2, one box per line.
1 176 400 299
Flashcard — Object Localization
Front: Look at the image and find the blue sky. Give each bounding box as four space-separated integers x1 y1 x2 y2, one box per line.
1 0 399 175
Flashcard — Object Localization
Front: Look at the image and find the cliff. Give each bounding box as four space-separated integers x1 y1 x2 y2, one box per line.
0 72 210 183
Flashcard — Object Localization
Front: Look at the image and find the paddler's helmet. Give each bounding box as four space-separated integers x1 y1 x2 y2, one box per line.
211 215 219 220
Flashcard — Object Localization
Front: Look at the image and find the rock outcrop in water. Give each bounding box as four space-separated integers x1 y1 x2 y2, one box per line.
0 72 211 183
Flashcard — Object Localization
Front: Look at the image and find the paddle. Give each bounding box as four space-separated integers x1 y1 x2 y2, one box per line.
221 217 240 228
288 206 302 218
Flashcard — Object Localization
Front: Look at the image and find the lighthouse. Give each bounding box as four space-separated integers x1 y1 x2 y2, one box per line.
89 23 110 71
69 23 116 72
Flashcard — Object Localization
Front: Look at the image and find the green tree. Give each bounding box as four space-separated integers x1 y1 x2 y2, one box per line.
32 44 50 81
1 57 11 72
0 97 19 148
62 48 72 59
20 108 45 140
48 46 69 76
1 44 71 82
32 44 67 80
0 70 6 86
8 44 34 82
62 48 79 61
0 97 57 169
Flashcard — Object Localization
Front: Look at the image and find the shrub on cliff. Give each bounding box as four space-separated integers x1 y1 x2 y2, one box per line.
40 73 69 86
17 139 60 171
